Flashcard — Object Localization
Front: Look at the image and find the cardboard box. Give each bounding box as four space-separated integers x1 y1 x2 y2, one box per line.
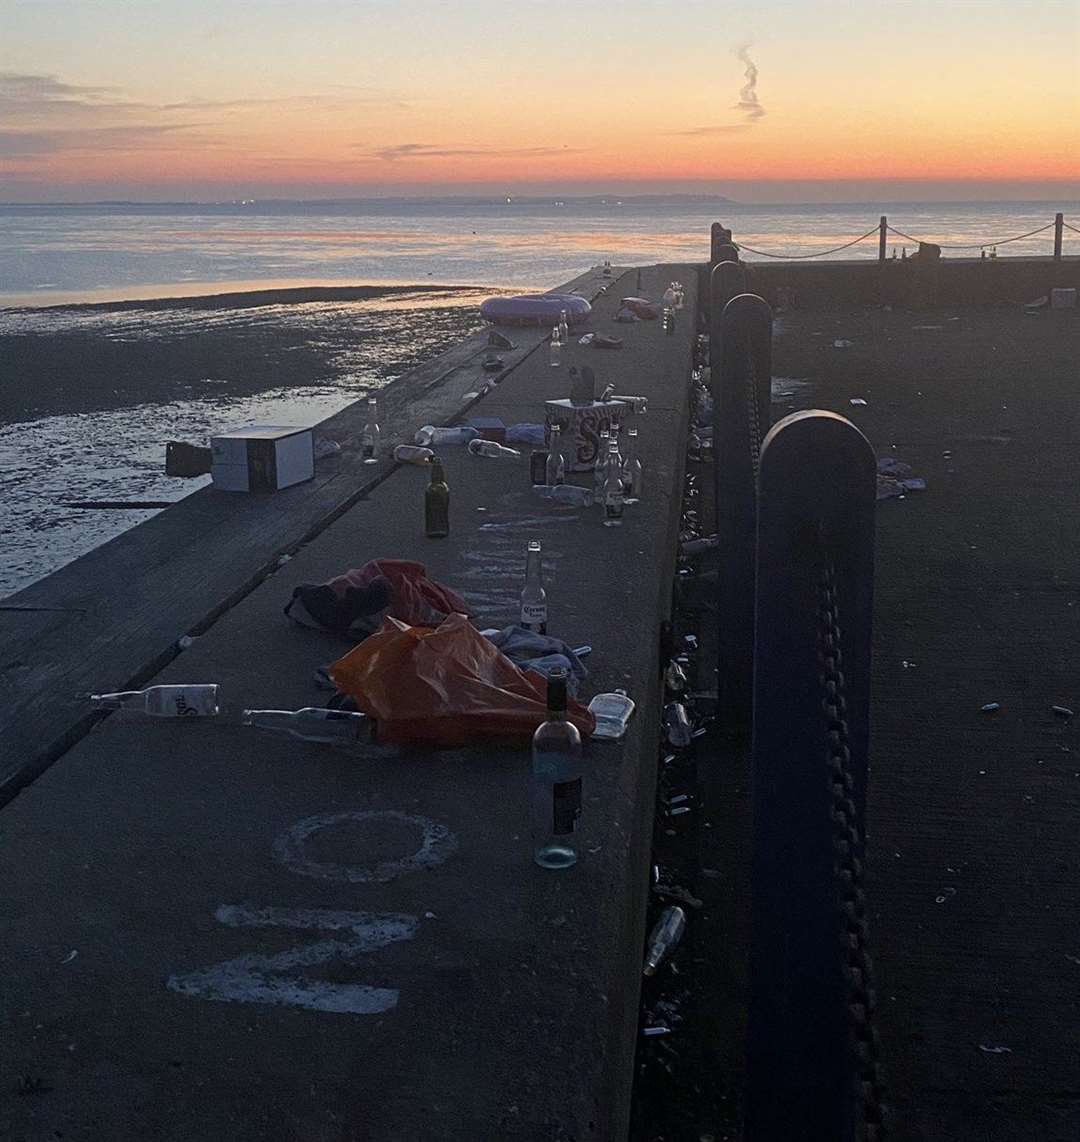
544 399 630 472
1050 288 1077 310
211 425 314 492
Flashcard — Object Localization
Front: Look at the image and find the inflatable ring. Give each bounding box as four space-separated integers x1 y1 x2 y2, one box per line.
480 292 592 328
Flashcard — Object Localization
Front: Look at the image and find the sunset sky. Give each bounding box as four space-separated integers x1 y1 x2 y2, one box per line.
2 0 1078 202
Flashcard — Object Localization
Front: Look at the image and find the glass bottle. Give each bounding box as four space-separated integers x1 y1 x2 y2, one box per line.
241 707 368 745
425 458 450 537
625 427 643 502
643 906 687 976
593 428 611 498
360 397 380 464
520 539 548 634
545 424 565 486
88 684 220 717
393 444 434 466
602 438 625 526
549 325 561 368
558 308 569 347
531 667 582 869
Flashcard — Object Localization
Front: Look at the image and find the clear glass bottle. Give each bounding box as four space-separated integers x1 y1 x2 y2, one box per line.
625 427 643 502
593 428 611 497
531 666 582 869
643 906 687 976
89 684 220 717
393 444 434 466
602 438 625 526
360 397 380 464
662 306 675 335
549 325 562 368
558 308 569 347
520 539 548 634
241 707 368 745
425 458 450 537
545 424 565 486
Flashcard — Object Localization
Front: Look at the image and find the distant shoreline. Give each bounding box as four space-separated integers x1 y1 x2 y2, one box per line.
0 281 495 313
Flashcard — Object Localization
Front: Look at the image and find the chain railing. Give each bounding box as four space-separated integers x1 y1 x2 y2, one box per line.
745 410 878 1142
707 213 1075 261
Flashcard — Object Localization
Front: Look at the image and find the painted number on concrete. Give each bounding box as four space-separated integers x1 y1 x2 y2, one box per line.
167 811 457 1016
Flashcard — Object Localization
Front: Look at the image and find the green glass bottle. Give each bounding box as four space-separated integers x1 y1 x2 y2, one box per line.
425 458 450 537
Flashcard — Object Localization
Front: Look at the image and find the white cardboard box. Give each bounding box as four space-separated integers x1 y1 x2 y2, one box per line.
211 425 314 492
544 399 630 471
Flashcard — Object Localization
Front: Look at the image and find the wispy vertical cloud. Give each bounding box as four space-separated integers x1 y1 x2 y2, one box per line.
734 44 765 120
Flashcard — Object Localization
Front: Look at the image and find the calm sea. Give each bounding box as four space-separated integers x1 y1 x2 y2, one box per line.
1 198 1076 307
1 197 1076 596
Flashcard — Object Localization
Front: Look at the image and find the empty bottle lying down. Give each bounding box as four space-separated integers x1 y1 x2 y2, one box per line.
88 684 220 717
242 708 370 745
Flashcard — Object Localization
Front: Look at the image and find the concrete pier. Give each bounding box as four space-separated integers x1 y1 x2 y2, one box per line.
0 266 696 1140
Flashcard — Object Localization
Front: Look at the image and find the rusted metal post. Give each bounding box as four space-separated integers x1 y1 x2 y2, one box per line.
1054 212 1064 260
745 410 877 1142
712 292 772 731
878 215 888 262
710 221 733 264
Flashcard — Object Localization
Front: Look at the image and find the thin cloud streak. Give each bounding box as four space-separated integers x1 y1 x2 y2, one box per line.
365 143 581 162
668 124 752 137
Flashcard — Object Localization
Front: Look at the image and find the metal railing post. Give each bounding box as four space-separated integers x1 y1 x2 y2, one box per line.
1055 212 1064 260
712 292 772 731
710 221 733 265
745 409 878 1142
878 215 888 262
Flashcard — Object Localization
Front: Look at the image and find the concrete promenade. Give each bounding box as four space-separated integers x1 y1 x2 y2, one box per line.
0 266 696 1140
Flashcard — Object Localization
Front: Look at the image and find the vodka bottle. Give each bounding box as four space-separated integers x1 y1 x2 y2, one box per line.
425 458 450 537
241 707 368 745
643 906 687 975
558 308 569 347
532 484 594 506
593 428 611 497
531 667 582 869
625 427 643 501
602 438 625 526
662 307 675 335
415 425 478 446
467 438 521 459
608 420 624 486
89 684 220 717
549 325 562 368
360 398 380 463
545 423 565 486
520 539 548 634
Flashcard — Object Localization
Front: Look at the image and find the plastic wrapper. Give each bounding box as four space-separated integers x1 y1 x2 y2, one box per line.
329 613 595 746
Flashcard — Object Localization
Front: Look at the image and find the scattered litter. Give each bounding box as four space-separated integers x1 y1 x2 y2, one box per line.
414 425 478 446
643 906 687 976
589 691 636 740
506 423 546 446
911 325 944 331
878 457 912 477
980 702 1001 713
313 437 342 459
902 660 916 669
393 444 435 466
177 635 196 649
701 868 722 879
591 334 624 349
424 911 437 919
60 949 78 964
1051 705 1074 718
480 354 504 372
286 559 468 640
834 339 854 349
277 554 292 566
578 333 595 345
1066 954 1080 965
468 439 521 459
643 1026 672 1037
978 1044 1012 1055
655 885 703 910
487 330 515 349
849 397 867 406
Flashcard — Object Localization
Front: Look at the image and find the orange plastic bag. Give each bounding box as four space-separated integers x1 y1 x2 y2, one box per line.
328 613 595 745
